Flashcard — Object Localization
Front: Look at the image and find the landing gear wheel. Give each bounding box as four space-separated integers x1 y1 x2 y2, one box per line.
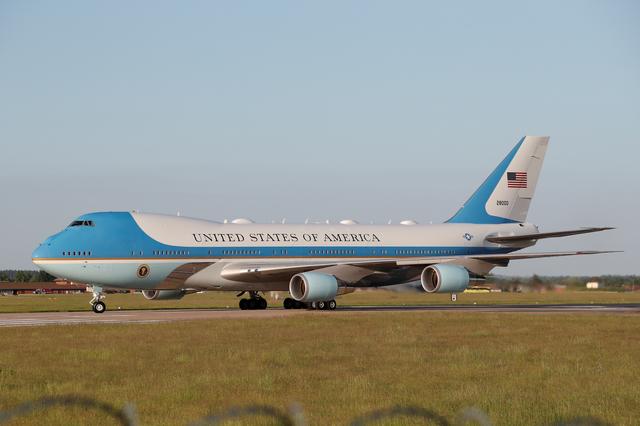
92 301 106 314
239 293 268 310
283 298 295 309
239 299 248 310
451 293 457 302
328 300 337 310
258 298 267 310
317 301 326 310
285 299 306 309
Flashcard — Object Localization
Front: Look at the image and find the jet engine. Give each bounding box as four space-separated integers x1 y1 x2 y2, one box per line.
420 264 469 293
142 289 186 300
289 272 338 302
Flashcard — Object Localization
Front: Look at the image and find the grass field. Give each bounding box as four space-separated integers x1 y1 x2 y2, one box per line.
1 289 640 314
0 311 639 425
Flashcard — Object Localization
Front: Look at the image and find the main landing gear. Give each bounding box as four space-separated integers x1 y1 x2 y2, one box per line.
238 291 268 310
283 298 337 310
90 286 106 314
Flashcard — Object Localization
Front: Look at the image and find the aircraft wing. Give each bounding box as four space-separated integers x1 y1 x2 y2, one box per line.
220 259 397 282
485 227 614 244
219 250 619 282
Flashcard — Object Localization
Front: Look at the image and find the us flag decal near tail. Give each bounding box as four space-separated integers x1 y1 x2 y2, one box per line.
507 172 527 188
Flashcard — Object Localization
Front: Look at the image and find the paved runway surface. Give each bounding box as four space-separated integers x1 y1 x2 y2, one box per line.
0 304 638 327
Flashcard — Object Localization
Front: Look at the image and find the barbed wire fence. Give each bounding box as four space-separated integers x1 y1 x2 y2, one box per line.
0 396 136 425
0 396 612 425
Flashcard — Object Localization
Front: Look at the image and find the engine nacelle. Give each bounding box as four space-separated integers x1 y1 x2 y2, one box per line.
289 272 339 302
420 264 469 293
142 289 186 300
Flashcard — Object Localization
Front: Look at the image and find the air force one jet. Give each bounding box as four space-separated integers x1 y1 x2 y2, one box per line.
32 136 616 313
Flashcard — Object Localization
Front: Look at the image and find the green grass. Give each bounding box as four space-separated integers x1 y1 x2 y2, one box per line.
1 289 639 313
0 312 639 425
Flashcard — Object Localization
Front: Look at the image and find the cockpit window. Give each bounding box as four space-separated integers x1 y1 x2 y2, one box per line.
68 220 94 227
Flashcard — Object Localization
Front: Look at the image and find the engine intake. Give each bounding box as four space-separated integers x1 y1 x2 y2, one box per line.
142 289 186 300
289 272 338 302
420 264 469 293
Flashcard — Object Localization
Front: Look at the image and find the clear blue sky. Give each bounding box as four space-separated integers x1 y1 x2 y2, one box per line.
1 1 638 275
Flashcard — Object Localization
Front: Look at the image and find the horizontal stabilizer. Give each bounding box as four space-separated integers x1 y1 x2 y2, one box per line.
485 227 614 244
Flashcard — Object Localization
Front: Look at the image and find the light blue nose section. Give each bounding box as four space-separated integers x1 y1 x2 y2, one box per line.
33 231 64 261
32 232 64 275
32 245 43 260
32 242 51 260
32 244 55 277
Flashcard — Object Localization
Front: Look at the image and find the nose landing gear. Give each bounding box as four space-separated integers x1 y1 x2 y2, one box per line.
90 286 106 314
92 301 106 313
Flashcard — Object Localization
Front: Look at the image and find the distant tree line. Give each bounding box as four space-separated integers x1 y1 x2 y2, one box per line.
0 269 638 290
487 275 640 291
0 270 56 282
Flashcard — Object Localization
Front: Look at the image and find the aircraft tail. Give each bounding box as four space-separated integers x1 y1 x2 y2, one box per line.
447 136 549 224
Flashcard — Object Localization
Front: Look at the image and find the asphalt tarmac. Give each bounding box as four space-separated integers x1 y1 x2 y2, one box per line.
0 304 638 327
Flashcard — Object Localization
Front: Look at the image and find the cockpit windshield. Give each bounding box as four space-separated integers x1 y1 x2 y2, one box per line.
68 220 94 227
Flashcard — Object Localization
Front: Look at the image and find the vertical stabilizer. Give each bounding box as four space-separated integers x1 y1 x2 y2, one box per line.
447 136 549 224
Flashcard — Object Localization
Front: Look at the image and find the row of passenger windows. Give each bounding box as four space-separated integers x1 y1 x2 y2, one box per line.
62 251 91 256
152 250 189 256
308 249 356 255
397 249 456 256
58 249 457 258
221 250 261 255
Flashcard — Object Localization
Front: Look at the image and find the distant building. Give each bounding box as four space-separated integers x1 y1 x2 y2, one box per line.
586 281 600 289
0 281 86 295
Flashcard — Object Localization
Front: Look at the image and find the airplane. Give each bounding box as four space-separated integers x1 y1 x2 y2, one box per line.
32 136 616 313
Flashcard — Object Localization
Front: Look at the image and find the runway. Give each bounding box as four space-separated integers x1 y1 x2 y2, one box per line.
0 304 638 327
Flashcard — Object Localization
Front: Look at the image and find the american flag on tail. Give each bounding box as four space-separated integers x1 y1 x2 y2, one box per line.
507 172 527 188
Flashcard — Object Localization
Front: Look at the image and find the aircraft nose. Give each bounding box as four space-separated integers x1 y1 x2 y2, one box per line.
32 244 45 260
32 234 58 261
